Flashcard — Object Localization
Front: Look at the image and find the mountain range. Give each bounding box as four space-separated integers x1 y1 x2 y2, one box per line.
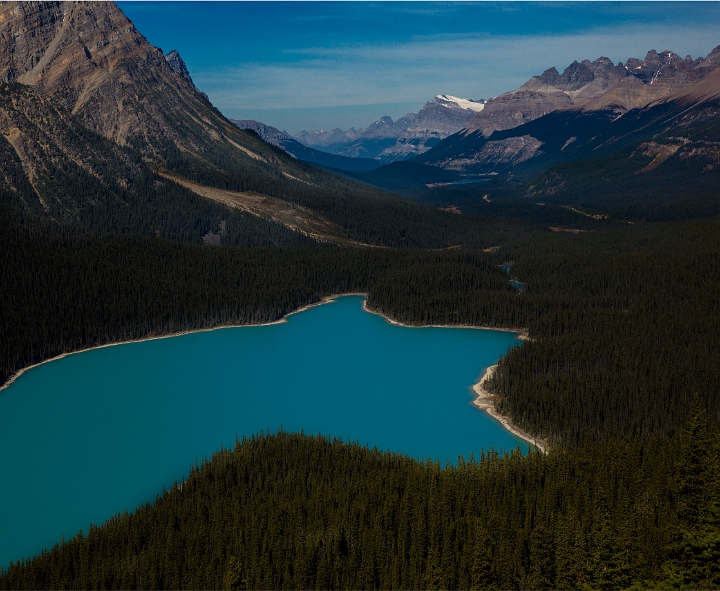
294 95 485 163
417 46 720 177
2 0 719 229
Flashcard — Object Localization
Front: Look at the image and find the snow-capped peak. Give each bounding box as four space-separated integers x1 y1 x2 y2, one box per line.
434 95 486 112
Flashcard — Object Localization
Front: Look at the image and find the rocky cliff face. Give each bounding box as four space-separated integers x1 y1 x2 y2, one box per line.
165 49 196 90
0 0 240 159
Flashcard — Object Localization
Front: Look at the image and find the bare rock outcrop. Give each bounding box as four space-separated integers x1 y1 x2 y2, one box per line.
0 1 229 158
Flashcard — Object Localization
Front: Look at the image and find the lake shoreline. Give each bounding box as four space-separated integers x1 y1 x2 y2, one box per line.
0 293 375 393
2 293 540 454
0 292 547 453
359 299 543 452
360 299 529 339
472 365 548 454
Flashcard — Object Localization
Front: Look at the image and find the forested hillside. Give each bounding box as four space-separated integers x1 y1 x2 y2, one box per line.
2 424 718 590
0 202 516 389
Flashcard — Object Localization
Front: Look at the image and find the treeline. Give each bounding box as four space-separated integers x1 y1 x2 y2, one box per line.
487 222 720 445
2 422 718 590
0 203 516 388
3 202 719 448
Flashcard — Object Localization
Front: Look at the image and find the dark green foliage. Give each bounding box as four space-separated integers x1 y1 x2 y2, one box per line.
1 169 719 589
527 142 720 222
0 203 516 388
656 402 720 589
488 222 720 445
2 429 717 590
224 556 244 591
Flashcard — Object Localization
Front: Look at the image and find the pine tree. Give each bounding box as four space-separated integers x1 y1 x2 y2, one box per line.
659 401 720 589
224 556 243 591
585 493 630 590
470 525 496 591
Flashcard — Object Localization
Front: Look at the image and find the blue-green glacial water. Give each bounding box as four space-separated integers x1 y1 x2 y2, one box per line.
0 295 526 566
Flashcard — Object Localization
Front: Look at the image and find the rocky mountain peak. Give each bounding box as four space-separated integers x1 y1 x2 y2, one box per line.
165 49 196 90
698 44 720 69
538 67 561 85
0 1 249 160
362 115 398 137
558 60 595 90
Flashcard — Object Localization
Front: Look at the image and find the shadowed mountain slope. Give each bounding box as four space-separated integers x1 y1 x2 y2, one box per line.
0 1 488 249
230 120 382 172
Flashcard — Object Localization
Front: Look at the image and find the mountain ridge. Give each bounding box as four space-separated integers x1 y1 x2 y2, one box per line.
294 95 485 163
416 44 720 178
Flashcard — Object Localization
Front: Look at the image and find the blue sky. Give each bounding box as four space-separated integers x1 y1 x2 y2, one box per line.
118 2 720 135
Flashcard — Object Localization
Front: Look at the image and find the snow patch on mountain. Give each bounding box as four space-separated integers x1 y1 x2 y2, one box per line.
435 95 486 112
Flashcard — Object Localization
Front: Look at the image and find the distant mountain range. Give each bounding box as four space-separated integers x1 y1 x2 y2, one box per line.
418 47 720 175
285 46 720 188
229 120 382 172
2 0 718 228
294 95 486 163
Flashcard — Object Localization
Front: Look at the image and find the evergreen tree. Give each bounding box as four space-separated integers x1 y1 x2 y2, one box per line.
224 556 243 591
470 525 496 591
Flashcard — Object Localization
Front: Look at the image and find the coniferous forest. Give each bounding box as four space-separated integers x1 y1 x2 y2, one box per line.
2 189 719 588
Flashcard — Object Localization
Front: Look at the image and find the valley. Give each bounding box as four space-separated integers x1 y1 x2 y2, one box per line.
1 2 719 590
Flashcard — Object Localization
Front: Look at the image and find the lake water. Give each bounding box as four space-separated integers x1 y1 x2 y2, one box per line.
0 295 526 567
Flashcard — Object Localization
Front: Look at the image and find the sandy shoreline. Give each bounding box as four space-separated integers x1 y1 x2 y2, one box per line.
471 365 548 454
2 293 543 453
360 299 529 339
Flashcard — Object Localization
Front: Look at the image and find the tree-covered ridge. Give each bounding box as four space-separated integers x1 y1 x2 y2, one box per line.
487 222 720 444
1 425 718 590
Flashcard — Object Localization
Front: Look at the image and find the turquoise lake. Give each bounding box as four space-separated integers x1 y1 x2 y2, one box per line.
0 295 526 567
